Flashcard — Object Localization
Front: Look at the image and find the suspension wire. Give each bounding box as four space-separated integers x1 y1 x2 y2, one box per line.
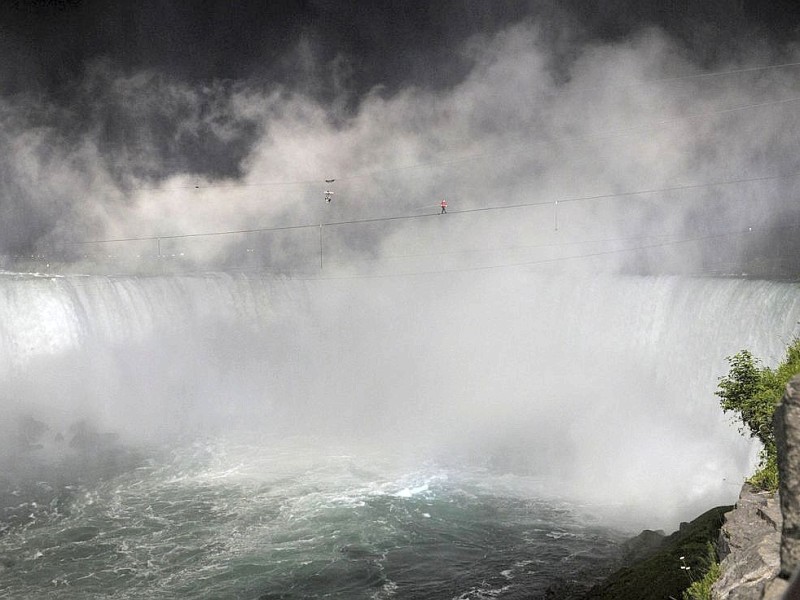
293 224 798 282
326 229 697 266
71 211 438 245
450 172 797 215
73 170 798 246
50 221 792 289
544 60 800 97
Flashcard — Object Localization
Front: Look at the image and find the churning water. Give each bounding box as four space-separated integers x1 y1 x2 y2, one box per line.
0 436 626 599
1 270 799 598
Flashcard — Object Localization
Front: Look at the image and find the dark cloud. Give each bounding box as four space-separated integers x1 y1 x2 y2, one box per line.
0 0 518 96
4 1 794 97
1 1 800 275
75 63 261 184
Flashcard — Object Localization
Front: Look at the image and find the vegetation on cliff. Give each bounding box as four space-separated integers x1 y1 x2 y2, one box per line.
682 542 721 600
716 337 800 491
580 506 730 600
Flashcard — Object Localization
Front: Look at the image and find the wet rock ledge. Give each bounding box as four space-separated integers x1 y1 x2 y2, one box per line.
711 484 780 599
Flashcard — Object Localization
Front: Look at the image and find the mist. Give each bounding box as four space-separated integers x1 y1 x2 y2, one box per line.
3 7 800 534
2 270 798 532
0 16 797 276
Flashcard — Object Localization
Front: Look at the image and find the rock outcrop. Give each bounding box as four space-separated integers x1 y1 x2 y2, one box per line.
620 529 666 561
711 485 780 599
713 374 800 599
775 376 800 579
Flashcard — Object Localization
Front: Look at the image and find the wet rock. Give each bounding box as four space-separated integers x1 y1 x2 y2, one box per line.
774 375 800 578
711 484 780 600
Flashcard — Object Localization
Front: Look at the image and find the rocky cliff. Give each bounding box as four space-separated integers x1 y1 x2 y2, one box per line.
711 485 780 599
712 375 800 600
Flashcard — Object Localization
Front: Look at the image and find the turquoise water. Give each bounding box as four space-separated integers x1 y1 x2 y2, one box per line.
0 436 623 600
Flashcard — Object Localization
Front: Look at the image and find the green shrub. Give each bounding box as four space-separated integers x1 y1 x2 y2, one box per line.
747 449 778 491
716 337 800 491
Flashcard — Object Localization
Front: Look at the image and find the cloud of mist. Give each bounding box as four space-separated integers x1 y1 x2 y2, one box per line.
3 270 795 531
3 14 800 531
1 19 798 276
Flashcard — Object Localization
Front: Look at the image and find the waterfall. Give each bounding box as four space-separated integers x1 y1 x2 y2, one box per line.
2 269 799 524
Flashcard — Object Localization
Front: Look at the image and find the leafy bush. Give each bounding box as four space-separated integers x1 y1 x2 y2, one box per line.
716 337 800 491
747 450 778 491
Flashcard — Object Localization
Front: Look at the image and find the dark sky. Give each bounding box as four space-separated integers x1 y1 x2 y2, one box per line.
2 0 800 275
2 1 527 96
3 1 798 100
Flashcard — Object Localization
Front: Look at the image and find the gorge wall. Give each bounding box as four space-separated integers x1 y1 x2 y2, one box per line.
713 375 800 599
